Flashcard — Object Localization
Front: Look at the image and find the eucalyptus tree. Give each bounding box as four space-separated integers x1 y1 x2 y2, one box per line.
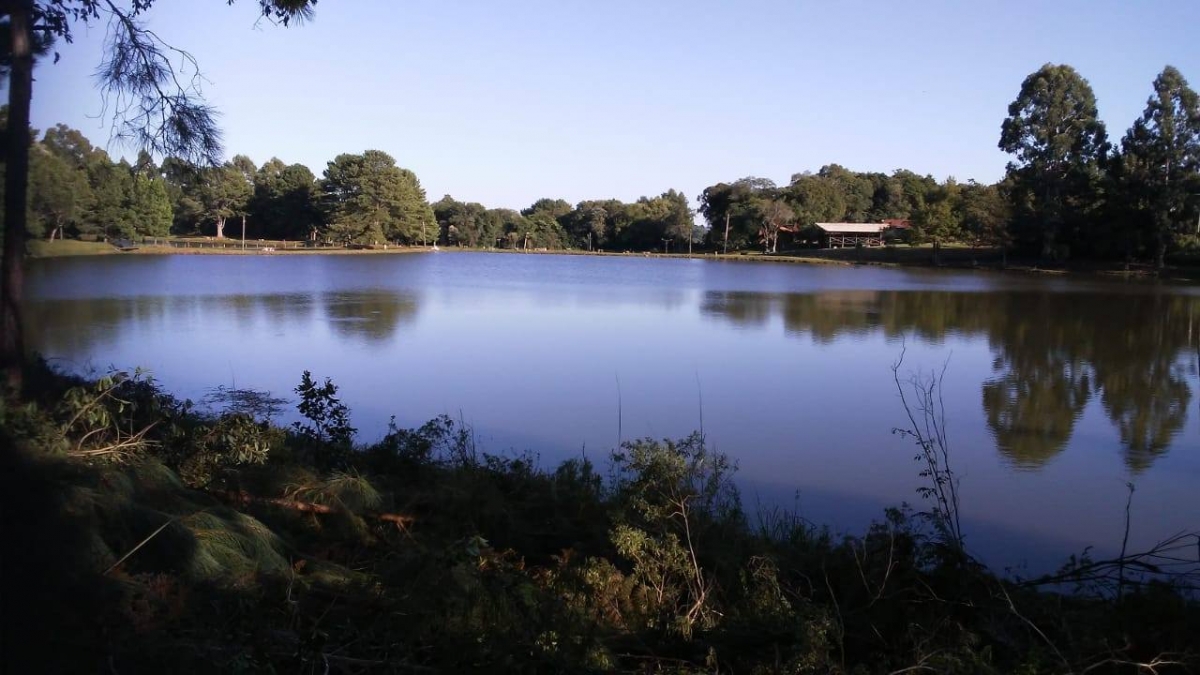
758 199 793 253
999 64 1109 259
2 0 317 389
1116 66 1200 268
198 162 253 239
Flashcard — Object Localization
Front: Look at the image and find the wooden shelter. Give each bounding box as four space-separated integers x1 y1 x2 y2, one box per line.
815 223 886 248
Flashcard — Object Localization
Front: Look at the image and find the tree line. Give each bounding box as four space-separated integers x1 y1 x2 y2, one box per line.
9 117 698 251
8 63 1199 263
3 117 173 242
434 191 694 251
4 123 437 246
697 64 1200 266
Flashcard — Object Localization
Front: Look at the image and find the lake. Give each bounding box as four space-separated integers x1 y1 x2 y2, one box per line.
25 251 1200 572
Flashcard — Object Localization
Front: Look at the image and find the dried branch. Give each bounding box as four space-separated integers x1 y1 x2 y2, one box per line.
220 490 416 530
892 346 964 552
1018 530 1200 595
104 514 179 575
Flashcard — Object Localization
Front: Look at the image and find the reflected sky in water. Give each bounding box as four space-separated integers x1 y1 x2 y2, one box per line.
25 252 1200 570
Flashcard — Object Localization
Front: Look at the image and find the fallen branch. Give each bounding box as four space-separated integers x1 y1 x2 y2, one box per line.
220 490 416 530
104 515 179 575
1018 531 1200 594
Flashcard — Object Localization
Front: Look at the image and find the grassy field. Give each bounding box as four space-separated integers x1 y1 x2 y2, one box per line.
27 238 433 258
26 239 120 258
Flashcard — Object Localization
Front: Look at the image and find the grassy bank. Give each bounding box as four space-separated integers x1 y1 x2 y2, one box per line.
2 362 1197 673
509 245 1197 279
27 238 434 259
30 236 1200 281
25 239 121 257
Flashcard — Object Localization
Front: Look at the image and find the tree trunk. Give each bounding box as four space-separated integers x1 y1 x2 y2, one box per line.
723 212 730 255
1 2 34 392
215 217 226 239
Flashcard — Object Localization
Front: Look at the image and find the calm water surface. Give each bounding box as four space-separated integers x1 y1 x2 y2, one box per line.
25 252 1200 570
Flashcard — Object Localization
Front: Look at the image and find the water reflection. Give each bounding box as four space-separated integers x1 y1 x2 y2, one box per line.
323 291 420 343
26 290 421 354
702 290 1199 472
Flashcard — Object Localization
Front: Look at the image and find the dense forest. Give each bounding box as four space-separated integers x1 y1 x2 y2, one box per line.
8 63 1200 265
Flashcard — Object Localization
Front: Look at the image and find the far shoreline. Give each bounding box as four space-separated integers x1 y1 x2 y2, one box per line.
27 238 1200 282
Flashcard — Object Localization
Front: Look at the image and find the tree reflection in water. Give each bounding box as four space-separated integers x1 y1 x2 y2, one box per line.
702 289 1199 472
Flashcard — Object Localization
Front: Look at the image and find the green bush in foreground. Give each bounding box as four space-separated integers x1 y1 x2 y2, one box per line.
1 362 1197 673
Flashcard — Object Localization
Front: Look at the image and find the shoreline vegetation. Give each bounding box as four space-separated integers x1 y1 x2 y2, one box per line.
28 237 1200 281
3 361 1198 672
10 62 1200 291
2 4 1197 669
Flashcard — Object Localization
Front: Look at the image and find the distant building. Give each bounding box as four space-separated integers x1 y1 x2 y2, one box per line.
882 218 912 231
815 223 886 248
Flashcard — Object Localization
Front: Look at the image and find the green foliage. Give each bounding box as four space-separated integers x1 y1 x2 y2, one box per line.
249 158 320 240
0 123 175 242
292 370 355 470
4 363 1200 673
609 434 744 637
699 65 1200 265
127 172 173 237
321 149 435 245
197 162 253 239
45 369 280 488
1000 63 1109 259
960 180 1012 249
28 145 89 239
13 64 1200 266
434 194 494 246
785 172 847 227
1114 66 1200 267
81 157 135 238
911 190 962 253
699 176 778 251
758 198 793 252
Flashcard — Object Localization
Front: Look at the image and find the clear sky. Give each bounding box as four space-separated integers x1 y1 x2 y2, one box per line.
29 0 1200 212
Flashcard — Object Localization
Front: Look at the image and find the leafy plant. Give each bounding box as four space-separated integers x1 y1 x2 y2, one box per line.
292 370 355 470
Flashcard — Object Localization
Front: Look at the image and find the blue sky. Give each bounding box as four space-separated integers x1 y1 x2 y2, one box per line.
30 0 1200 212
